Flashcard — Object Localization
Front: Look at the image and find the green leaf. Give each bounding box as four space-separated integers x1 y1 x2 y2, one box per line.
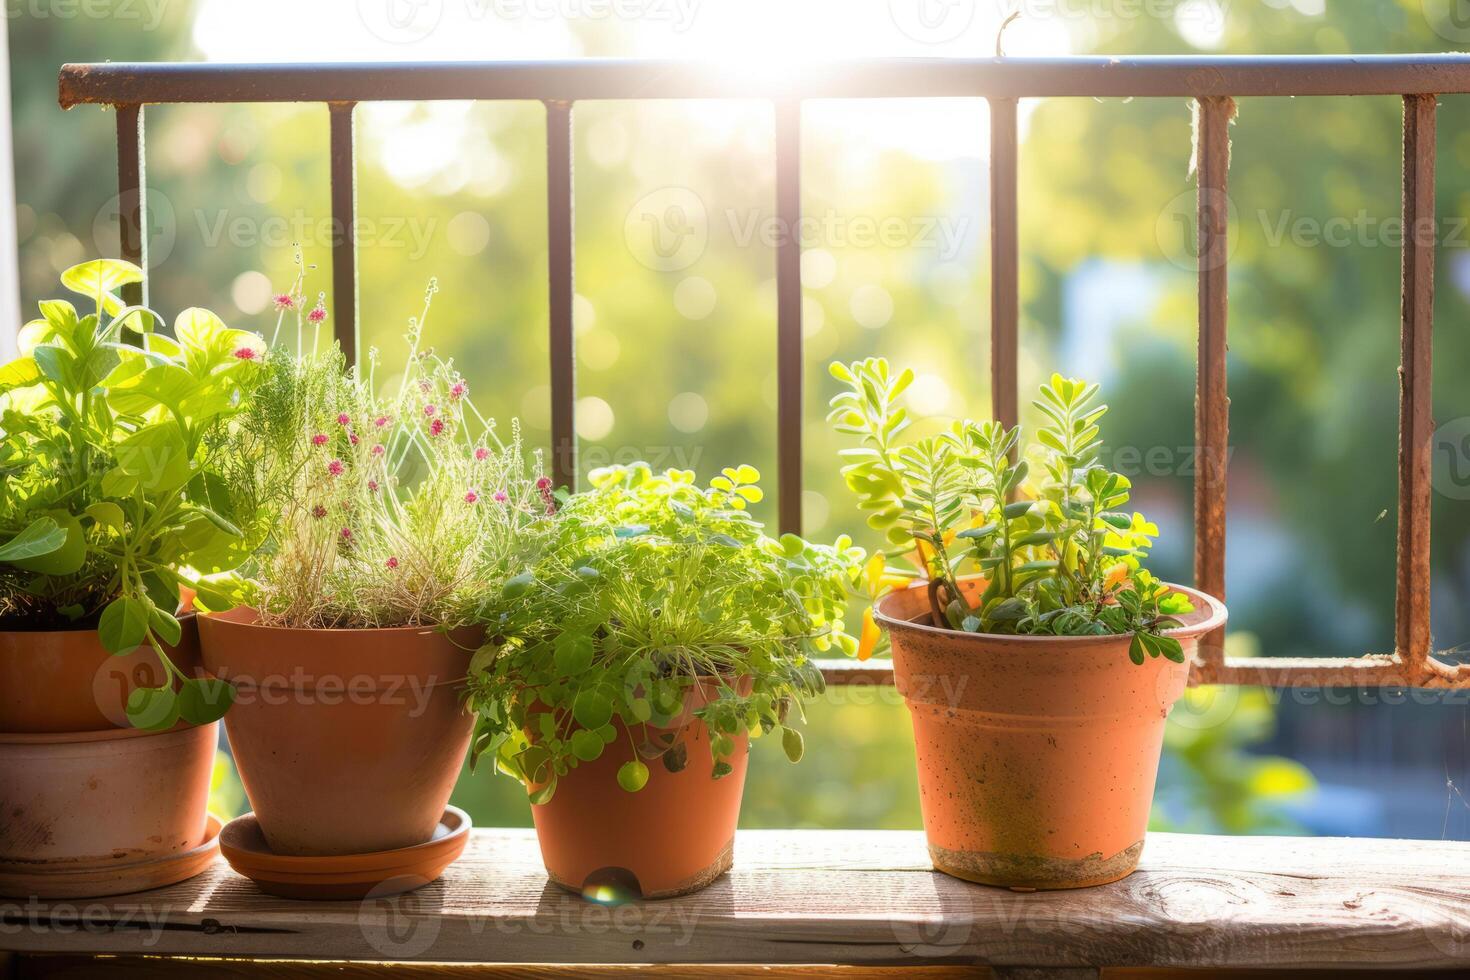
553 631 594 676
572 688 613 730
6 512 85 575
0 517 66 563
781 727 804 763
99 596 149 655
0 356 41 395
177 677 235 725
570 728 604 762
1128 634 1146 666
617 759 650 792
112 422 192 492
126 685 179 731
84 502 126 532
61 259 144 317
149 606 183 648
502 572 536 598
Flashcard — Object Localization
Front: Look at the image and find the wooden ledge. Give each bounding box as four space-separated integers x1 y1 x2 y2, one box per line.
2 831 1468 973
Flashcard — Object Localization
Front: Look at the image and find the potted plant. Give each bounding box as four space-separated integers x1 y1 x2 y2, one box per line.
827 359 1227 890
196 277 532 865
0 259 264 897
466 462 863 899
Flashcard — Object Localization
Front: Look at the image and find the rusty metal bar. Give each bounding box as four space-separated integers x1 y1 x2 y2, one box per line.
988 97 1019 439
328 102 358 363
545 100 577 492
775 100 803 535
115 104 146 310
58 56 1470 108
1191 97 1232 684
1397 94 1436 681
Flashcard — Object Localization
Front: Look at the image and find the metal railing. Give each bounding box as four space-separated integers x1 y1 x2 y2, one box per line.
57 55 1470 690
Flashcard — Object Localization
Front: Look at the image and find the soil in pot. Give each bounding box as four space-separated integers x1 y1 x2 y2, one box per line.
198 608 477 856
0 722 218 898
0 616 205 734
529 678 748 899
876 582 1226 890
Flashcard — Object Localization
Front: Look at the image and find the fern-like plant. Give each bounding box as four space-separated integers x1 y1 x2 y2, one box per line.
829 358 1194 665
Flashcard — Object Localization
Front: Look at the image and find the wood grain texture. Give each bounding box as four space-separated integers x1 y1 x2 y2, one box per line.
2 831 1467 971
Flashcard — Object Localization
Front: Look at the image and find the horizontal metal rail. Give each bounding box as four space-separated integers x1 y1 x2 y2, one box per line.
56 55 1470 689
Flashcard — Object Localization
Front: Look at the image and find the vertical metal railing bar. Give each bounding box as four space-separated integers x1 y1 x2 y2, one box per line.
328 102 359 365
1397 93 1436 680
775 100 803 535
545 100 578 492
1192 96 1232 680
988 97 1019 446
115 104 146 310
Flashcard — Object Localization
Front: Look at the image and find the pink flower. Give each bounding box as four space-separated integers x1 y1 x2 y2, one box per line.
423 404 437 417
340 527 352 540
349 433 360 446
450 382 467 400
311 504 327 519
312 433 328 447
336 413 350 426
232 346 259 361
464 491 479 504
308 303 328 324
536 476 552 491
474 447 489 461
493 491 508 503
374 416 390 429
274 294 294 311
371 444 385 456
327 459 344 477
385 556 399 569
429 418 445 437
368 480 380 492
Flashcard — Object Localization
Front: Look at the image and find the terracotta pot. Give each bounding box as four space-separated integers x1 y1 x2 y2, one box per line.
0 722 217 894
198 608 477 856
529 678 748 899
876 581 1227 890
0 616 204 734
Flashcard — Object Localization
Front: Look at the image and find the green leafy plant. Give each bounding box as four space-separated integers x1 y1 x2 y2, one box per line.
225 273 550 630
465 463 863 802
0 259 266 728
828 358 1194 664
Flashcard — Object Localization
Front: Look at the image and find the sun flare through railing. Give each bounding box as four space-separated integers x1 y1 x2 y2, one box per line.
56 55 1470 691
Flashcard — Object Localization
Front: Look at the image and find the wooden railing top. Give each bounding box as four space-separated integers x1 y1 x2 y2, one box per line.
3 829 1468 972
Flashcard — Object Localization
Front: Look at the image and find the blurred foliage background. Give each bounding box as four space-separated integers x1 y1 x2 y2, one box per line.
7 0 1470 838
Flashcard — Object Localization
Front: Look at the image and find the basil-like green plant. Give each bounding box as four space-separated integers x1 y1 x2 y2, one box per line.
828 358 1194 664
0 259 266 728
465 463 863 802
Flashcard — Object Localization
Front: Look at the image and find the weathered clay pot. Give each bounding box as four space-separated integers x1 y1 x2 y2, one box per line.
529 678 748 899
198 608 477 856
0 616 204 733
876 582 1226 890
0 722 217 896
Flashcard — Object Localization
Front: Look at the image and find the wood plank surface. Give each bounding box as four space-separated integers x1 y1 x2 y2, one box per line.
2 831 1467 971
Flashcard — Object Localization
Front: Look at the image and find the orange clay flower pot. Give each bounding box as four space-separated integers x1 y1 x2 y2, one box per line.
529 679 748 899
198 608 477 856
876 581 1226 890
0 722 218 897
0 617 204 734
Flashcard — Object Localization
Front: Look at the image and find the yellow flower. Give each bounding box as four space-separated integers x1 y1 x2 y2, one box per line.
857 606 881 661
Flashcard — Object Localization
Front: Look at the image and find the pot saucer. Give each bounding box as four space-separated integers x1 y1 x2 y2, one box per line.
0 815 222 900
219 805 471 900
